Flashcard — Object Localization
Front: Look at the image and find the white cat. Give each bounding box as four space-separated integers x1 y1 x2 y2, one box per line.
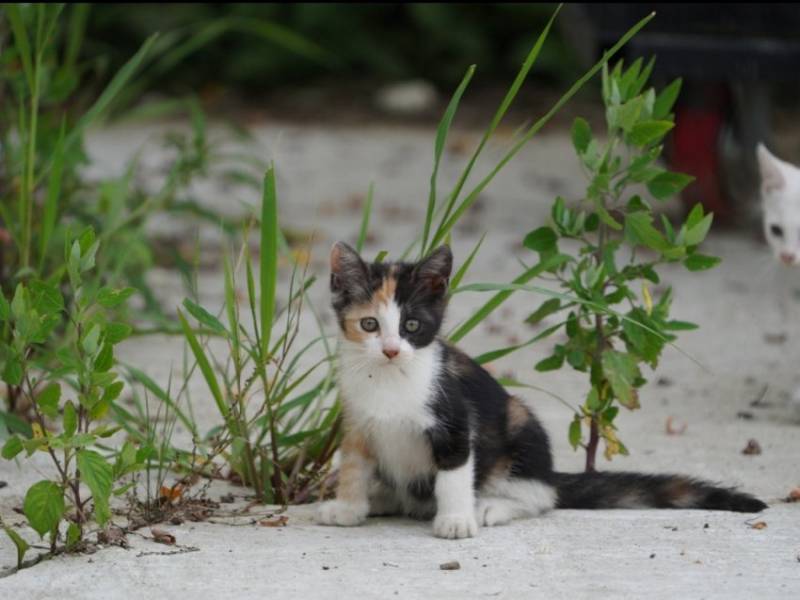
756 143 800 412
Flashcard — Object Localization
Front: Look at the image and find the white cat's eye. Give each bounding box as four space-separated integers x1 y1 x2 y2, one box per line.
404 318 420 333
360 317 379 332
770 224 784 238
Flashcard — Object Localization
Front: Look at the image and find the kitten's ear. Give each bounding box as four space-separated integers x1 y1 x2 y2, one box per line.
330 241 367 293
757 143 786 194
415 245 452 294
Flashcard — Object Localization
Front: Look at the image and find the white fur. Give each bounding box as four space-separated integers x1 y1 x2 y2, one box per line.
432 453 478 539
476 477 556 526
336 298 443 517
758 143 800 266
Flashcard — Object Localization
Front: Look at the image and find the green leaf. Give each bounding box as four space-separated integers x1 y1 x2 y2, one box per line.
625 212 668 252
571 117 592 154
36 383 61 420
106 322 133 345
101 380 125 404
96 287 136 309
0 294 9 322
28 281 64 316
422 65 474 254
182 298 226 335
63 401 77 438
684 212 714 246
568 416 582 449
2 524 30 568
647 172 694 200
535 353 564 372
684 254 721 271
664 320 699 331
77 450 113 526
525 298 562 326
65 522 81 551
24 481 65 537
2 435 24 459
601 350 641 409
94 343 114 373
2 355 23 387
523 226 557 253
653 78 682 119
357 182 375 253
628 120 673 147
260 167 279 360
81 324 100 355
178 311 228 421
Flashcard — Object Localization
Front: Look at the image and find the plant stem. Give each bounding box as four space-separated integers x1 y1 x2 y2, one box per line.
585 419 599 472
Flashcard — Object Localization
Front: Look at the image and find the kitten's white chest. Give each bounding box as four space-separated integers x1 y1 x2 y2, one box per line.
337 340 441 485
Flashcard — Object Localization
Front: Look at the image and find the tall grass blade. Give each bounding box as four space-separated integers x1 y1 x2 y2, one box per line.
39 118 66 272
356 182 374 253
430 11 656 249
260 167 279 361
448 232 485 292
421 64 476 257
448 253 569 342
178 310 229 421
428 6 562 253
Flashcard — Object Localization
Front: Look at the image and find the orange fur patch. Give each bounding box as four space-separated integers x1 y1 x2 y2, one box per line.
336 425 373 502
507 396 531 434
373 269 397 307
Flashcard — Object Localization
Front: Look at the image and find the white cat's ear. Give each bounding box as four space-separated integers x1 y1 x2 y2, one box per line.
756 143 786 194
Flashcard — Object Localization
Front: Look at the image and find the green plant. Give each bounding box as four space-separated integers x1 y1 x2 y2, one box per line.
168 168 339 504
0 4 271 421
0 230 140 565
515 58 718 470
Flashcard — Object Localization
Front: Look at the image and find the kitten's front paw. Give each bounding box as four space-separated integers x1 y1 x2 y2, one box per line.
476 498 514 527
316 500 368 527
432 512 478 539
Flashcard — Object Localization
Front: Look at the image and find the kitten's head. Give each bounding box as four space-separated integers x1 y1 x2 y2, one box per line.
758 143 800 266
329 242 452 365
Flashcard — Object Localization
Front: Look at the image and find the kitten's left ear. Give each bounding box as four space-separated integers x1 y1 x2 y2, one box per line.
757 143 786 195
415 245 452 294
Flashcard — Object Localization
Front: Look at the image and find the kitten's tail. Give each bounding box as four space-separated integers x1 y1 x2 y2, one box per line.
552 471 767 512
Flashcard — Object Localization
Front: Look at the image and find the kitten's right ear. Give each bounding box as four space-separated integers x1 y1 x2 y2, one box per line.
757 143 786 194
330 241 367 293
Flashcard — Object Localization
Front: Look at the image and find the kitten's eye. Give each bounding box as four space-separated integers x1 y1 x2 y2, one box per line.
404 319 420 333
360 317 379 332
771 224 784 237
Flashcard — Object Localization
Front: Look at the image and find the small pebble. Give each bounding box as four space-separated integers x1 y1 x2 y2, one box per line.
440 561 461 571
649 553 656 559
742 439 762 455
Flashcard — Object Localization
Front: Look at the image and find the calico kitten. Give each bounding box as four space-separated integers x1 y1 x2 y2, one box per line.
316 242 767 539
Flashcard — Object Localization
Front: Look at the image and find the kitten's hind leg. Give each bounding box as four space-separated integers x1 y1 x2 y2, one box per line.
367 478 402 516
477 477 557 527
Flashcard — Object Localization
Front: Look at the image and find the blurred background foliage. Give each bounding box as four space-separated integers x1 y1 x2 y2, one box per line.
84 3 580 96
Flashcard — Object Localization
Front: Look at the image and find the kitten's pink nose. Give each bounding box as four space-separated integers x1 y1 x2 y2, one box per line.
780 252 796 266
382 348 399 359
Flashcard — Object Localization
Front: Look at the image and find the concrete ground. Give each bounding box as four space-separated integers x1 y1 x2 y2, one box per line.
1 115 799 598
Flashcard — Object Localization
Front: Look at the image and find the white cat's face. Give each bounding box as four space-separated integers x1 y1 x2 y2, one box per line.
758 144 800 266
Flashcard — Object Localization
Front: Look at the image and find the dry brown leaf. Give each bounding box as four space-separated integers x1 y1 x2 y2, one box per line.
150 527 176 545
665 416 688 436
259 515 289 527
159 484 183 504
749 521 767 530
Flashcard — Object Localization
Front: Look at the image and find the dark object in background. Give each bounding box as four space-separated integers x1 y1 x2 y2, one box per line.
0 481 7 489
562 3 800 227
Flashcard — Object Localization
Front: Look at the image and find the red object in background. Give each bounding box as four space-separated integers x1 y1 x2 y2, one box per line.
669 96 729 221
